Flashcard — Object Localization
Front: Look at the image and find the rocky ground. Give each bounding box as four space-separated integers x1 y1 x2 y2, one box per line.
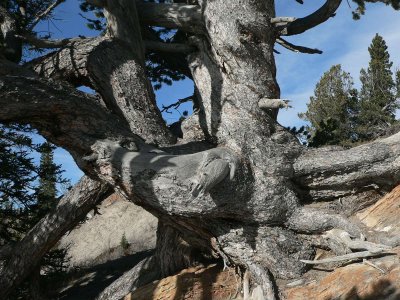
54 186 400 299
58 193 157 268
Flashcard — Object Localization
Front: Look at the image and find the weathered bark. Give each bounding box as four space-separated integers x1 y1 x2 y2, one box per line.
294 133 400 201
0 59 138 163
96 255 158 300
27 38 175 146
0 6 22 62
136 2 205 34
1 0 399 298
0 177 112 298
96 220 217 299
280 0 342 36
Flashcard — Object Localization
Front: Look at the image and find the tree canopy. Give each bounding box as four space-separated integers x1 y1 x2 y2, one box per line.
300 34 399 147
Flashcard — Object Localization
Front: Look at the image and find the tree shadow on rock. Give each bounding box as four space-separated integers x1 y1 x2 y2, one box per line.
325 279 400 300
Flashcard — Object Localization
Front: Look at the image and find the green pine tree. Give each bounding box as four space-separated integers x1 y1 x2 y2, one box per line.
357 34 397 141
36 142 58 218
0 129 70 298
396 69 400 100
0 124 37 244
299 64 358 147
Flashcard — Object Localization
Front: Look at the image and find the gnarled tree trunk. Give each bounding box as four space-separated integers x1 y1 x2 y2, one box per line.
1 0 400 299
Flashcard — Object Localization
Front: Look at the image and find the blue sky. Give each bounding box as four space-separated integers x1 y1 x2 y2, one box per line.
31 0 400 184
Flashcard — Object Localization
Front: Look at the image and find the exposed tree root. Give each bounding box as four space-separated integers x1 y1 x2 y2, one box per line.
96 256 159 300
287 207 363 237
246 262 277 300
300 249 396 265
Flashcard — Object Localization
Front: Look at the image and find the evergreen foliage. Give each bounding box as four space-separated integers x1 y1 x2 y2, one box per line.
120 232 129 251
35 142 65 220
351 0 400 19
299 65 358 147
301 35 399 147
356 34 398 141
0 124 69 297
0 124 37 244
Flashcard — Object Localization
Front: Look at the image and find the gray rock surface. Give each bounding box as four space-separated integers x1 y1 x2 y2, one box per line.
59 194 157 268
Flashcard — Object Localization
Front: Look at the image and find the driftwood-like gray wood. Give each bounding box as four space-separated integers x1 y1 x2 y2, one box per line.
1 0 399 298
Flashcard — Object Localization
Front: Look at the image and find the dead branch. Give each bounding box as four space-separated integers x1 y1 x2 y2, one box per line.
29 0 66 30
276 37 323 54
300 249 396 265
161 95 194 113
279 0 342 36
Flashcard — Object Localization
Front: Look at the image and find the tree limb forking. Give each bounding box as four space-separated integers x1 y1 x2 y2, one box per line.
278 0 342 36
0 60 138 159
161 95 194 113
0 176 113 298
17 33 196 54
24 34 176 146
276 37 323 54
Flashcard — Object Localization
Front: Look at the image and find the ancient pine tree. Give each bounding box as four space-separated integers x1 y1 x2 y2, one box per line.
1 0 400 299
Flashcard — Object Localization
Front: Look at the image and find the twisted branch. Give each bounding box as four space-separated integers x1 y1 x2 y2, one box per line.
278 0 342 36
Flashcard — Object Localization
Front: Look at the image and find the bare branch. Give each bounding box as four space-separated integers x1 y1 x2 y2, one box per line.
300 249 396 265
279 0 342 36
363 259 387 274
259 98 292 109
136 2 205 34
16 34 82 49
25 35 176 146
271 17 297 24
20 34 196 53
29 0 66 30
276 37 323 54
161 95 194 113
